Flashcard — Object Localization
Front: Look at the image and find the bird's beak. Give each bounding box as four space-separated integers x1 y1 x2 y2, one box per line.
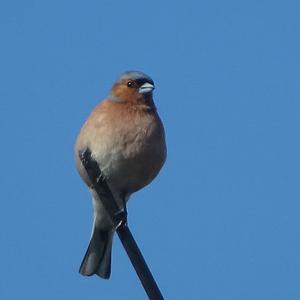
139 82 155 94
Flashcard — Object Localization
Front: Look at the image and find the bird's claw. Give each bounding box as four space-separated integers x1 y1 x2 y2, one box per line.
96 173 105 183
115 209 128 228
79 149 92 166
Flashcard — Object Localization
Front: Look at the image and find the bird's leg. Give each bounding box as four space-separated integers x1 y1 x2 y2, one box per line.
114 195 128 228
115 210 127 228
122 197 128 224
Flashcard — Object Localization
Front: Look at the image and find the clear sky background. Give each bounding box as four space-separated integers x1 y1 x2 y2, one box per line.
1 0 299 299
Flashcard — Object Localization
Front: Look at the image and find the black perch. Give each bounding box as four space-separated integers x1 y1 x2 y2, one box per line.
79 149 164 300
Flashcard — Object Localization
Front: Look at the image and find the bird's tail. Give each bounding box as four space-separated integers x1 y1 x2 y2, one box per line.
79 224 113 279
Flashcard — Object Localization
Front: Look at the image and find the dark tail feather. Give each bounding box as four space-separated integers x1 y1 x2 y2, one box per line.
79 226 113 279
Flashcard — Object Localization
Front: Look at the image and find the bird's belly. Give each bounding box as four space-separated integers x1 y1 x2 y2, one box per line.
101 143 165 195
111 154 161 193
92 127 166 198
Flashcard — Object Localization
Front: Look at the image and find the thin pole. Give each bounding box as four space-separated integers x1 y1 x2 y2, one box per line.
79 149 164 300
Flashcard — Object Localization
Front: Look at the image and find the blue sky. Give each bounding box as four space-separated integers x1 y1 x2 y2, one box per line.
1 0 299 299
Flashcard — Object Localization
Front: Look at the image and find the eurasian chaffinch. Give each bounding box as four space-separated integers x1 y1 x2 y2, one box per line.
75 71 167 279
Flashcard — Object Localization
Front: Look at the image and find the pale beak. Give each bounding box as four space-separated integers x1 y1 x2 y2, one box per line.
139 82 155 94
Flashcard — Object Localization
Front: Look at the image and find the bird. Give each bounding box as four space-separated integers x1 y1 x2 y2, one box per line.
75 71 167 279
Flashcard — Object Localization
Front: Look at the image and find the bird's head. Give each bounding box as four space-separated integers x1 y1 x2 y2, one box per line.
109 71 155 105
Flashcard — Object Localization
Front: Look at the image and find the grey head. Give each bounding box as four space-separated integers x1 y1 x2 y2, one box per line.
116 71 155 94
109 71 156 103
118 71 154 86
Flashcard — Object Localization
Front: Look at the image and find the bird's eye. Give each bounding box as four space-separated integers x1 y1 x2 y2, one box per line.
127 81 133 87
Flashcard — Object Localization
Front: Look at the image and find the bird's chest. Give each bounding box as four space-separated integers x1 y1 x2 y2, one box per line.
91 113 165 193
